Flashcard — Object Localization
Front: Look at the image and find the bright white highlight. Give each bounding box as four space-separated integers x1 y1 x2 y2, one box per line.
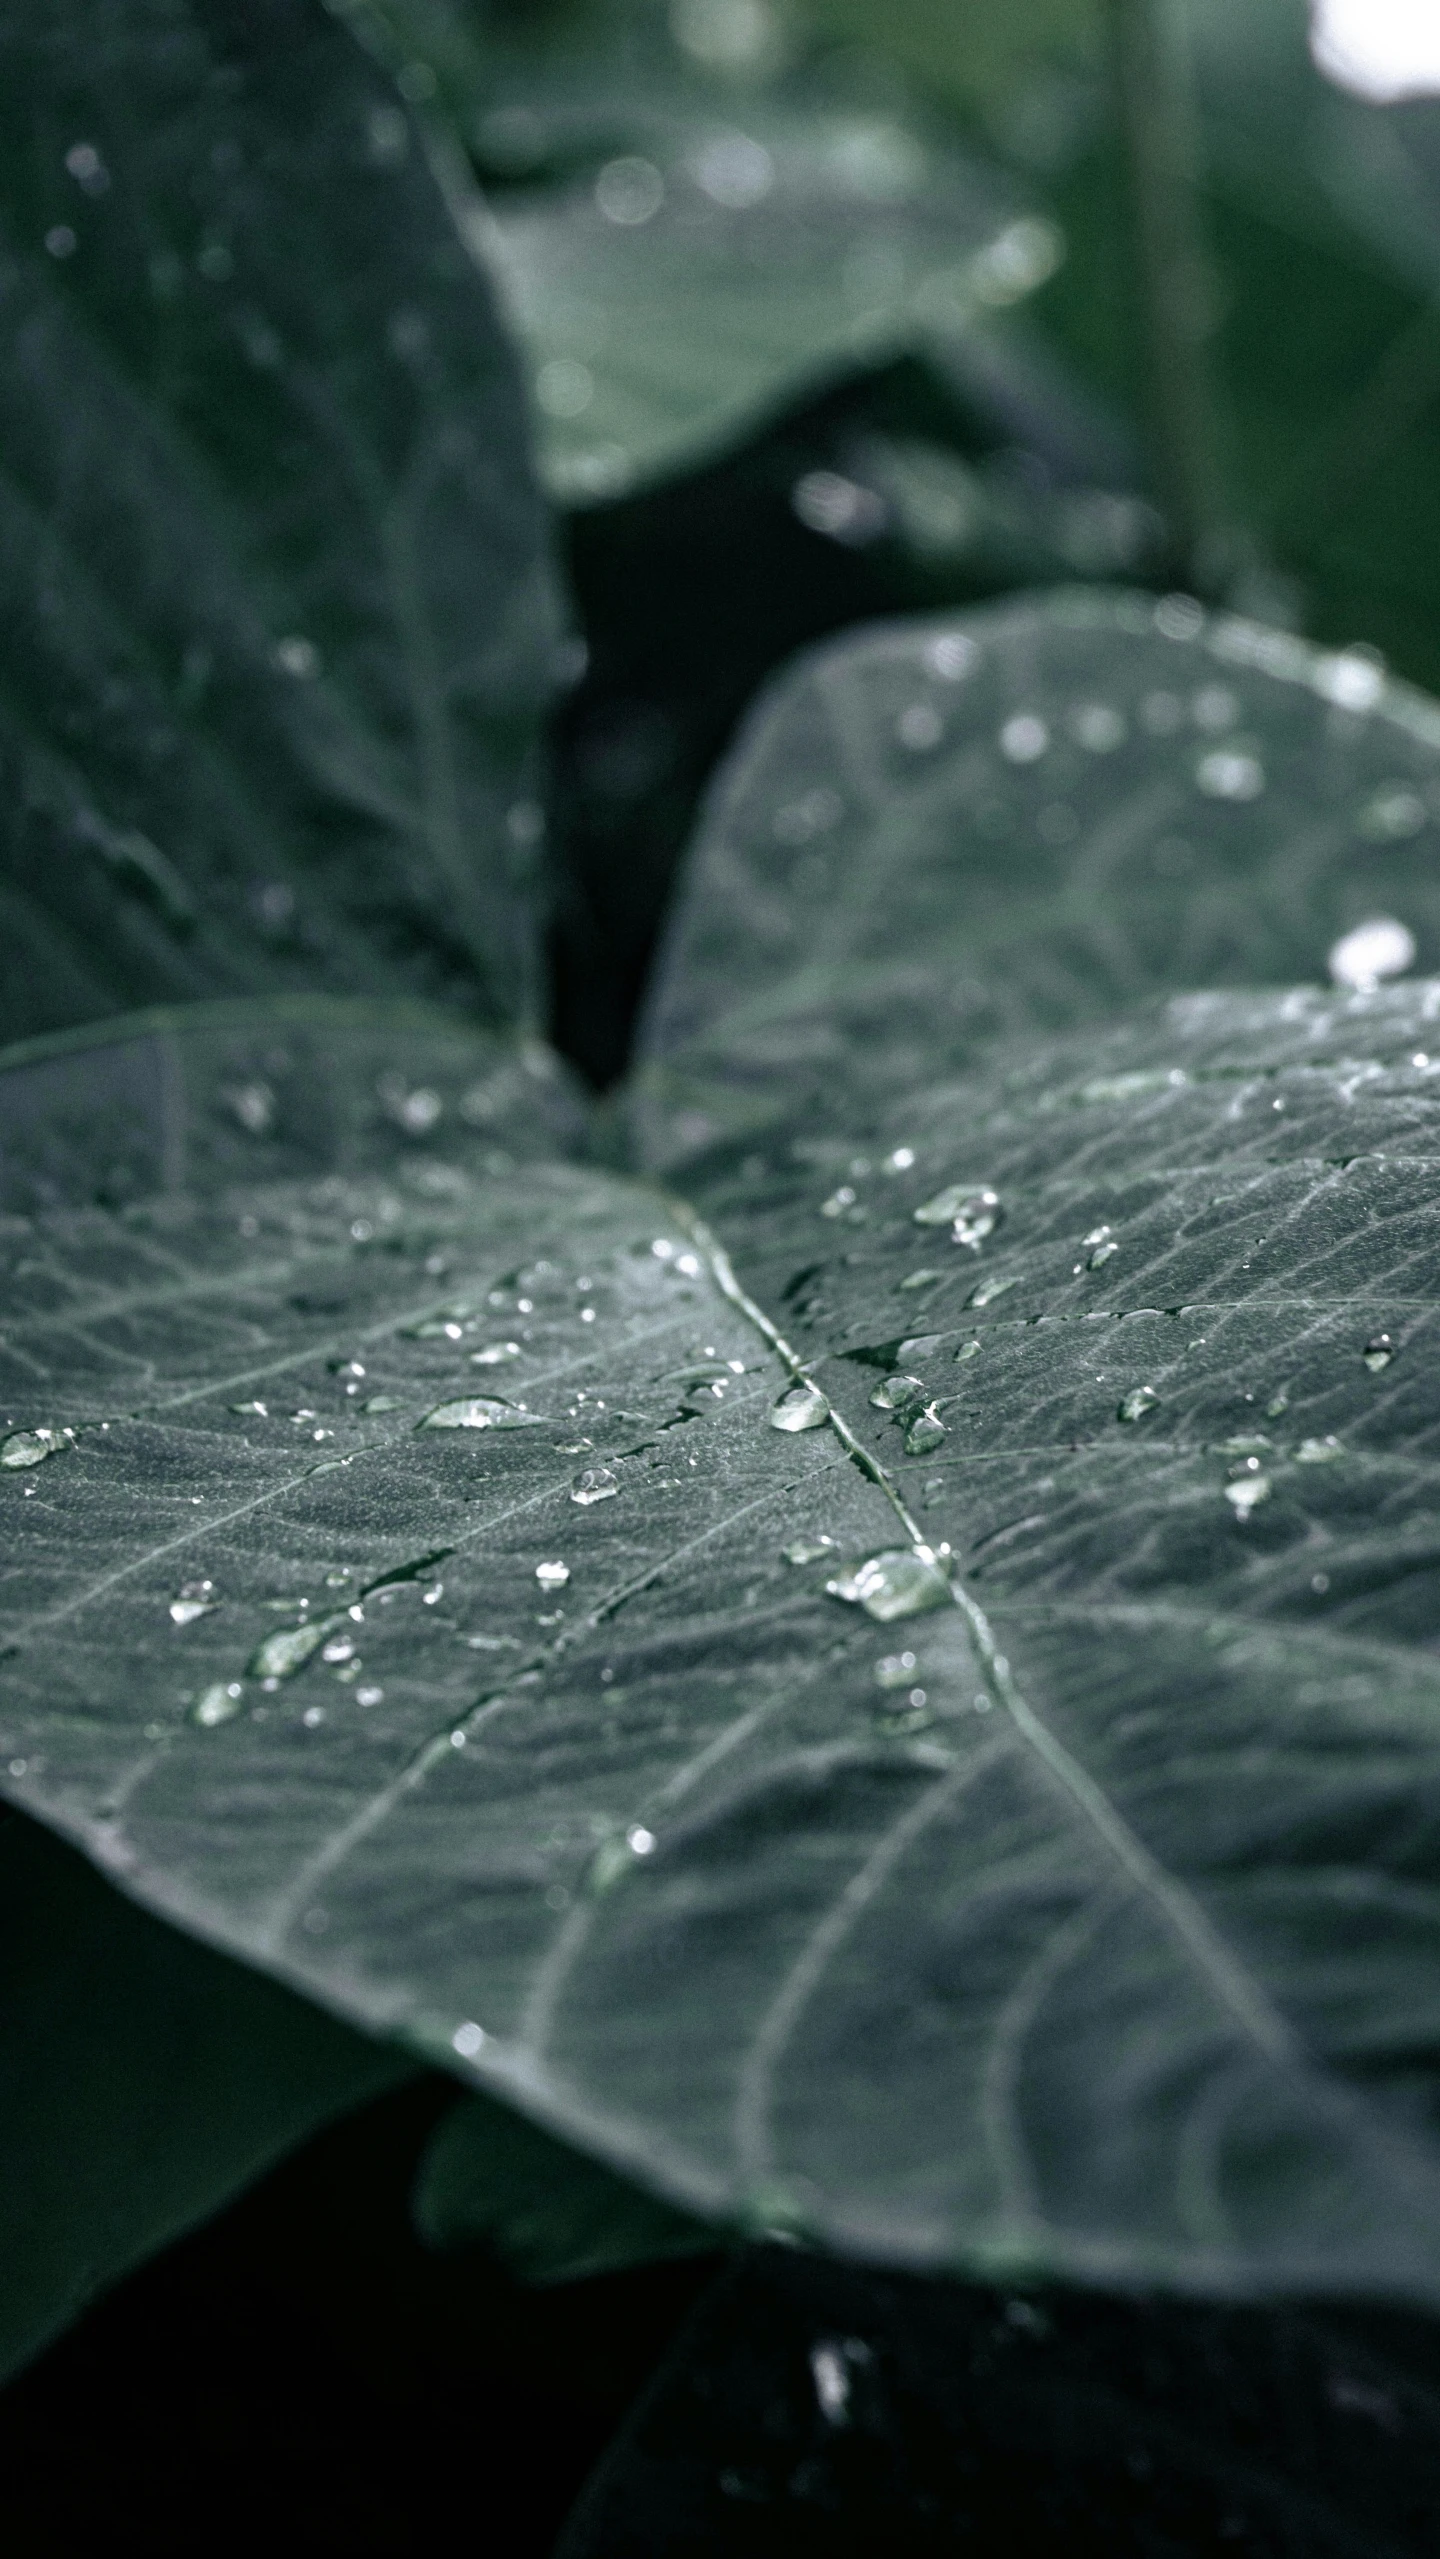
1311 0 1440 102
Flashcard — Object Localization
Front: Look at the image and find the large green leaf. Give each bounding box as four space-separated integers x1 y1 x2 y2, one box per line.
0 0 562 1045
361 0 1060 502
0 1805 414 2386
11 920 1440 2302
632 588 1440 1166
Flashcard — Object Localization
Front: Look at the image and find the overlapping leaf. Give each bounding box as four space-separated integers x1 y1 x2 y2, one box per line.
0 1808 412 2385
0 0 562 1045
632 589 1440 1167
361 0 1057 502
10 945 1440 2304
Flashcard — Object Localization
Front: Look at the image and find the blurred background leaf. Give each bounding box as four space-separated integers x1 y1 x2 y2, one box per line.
357 0 1440 1088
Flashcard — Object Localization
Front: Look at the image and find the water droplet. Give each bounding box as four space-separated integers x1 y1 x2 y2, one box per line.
356 1684 384 1706
249 1620 333 1680
1265 1389 1290 1418
900 1268 942 1292
1358 784 1427 842
535 1560 571 1589
627 1824 656 1856
897 702 943 751
422 1396 539 1431
792 469 887 545
954 1339 981 1362
1088 1238 1118 1269
1311 1571 1330 1594
192 1681 244 1728
225 1082 274 1135
1363 1334 1396 1373
969 1273 1017 1309
1 1425 74 1469
1195 748 1264 800
452 2020 486 2058
273 634 319 679
1191 684 1238 731
65 140 110 194
904 1406 946 1456
869 1373 925 1414
1224 1470 1271 1518
928 633 977 681
321 1633 356 1664
1000 713 1048 763
1314 649 1385 713
169 1579 217 1626
769 1382 830 1432
820 1185 857 1218
572 1466 620 1504
826 1549 952 1621
536 356 595 418
45 223 77 258
875 1651 918 1689
1296 1435 1343 1463
363 1395 402 1413
470 1340 521 1367
810 2342 854 2427
1117 1386 1159 1423
595 155 664 224
784 1534 837 1563
1069 702 1126 752
913 1184 1001 1247
1329 917 1415 990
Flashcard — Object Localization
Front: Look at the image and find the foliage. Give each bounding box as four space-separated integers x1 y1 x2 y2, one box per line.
7 0 1440 2548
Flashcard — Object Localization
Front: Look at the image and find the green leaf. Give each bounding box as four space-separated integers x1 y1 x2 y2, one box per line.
557 2245 1440 2555
631 588 1440 1167
0 0 563 1046
363 0 1060 502
0 1802 414 2385
414 2089 716 2282
13 881 1440 2306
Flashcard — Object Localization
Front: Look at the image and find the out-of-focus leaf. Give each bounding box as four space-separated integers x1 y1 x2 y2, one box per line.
0 1803 414 2386
0 0 563 1046
414 2089 716 2281
363 0 1061 501
632 588 1440 1165
558 2245 1440 2556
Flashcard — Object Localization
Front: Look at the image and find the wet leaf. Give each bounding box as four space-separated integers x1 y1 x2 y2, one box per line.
361 0 1055 501
632 588 1440 1166
0 0 563 1046
12 950 1440 2308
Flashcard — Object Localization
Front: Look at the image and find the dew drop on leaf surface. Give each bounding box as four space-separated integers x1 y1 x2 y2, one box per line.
192 1682 244 1729
571 1467 619 1504
869 1373 925 1413
1328 917 1416 990
1118 1387 1160 1423
1 1426 72 1469
769 1381 830 1432
912 1184 1001 1247
421 1396 535 1431
826 1550 952 1621
903 1406 946 1456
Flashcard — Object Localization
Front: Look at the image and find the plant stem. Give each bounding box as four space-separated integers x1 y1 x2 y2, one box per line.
1104 0 1241 596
